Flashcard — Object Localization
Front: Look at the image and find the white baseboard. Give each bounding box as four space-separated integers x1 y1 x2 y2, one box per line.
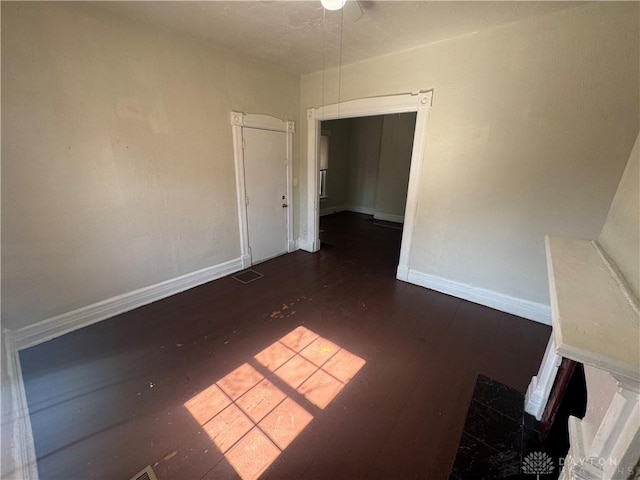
402 269 552 325
319 204 346 217
373 212 404 224
343 204 375 216
525 375 546 420
297 238 317 253
319 205 382 218
3 333 39 480
1 255 248 479
6 256 245 351
396 265 410 281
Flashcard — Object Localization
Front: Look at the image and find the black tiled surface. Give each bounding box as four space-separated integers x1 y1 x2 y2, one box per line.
472 374 525 423
523 411 540 433
450 374 565 480
464 401 523 453
450 432 521 479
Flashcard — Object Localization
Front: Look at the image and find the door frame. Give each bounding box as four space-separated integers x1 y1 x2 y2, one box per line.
231 112 295 268
304 91 433 280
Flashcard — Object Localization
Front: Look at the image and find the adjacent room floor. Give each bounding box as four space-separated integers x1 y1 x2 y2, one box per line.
20 212 551 480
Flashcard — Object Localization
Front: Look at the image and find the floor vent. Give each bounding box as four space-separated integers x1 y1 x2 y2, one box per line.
129 466 157 480
232 269 264 284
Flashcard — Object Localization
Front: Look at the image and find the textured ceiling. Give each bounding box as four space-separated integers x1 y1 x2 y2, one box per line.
98 1 589 75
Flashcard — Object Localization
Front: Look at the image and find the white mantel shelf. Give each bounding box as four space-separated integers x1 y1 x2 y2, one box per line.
547 235 640 480
546 235 640 384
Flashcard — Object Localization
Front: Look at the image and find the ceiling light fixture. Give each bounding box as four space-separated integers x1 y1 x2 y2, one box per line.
321 0 346 11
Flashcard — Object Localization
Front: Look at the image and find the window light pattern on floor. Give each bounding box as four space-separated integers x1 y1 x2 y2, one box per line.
184 326 366 480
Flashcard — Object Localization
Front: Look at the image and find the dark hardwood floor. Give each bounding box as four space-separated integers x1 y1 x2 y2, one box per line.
20 212 551 480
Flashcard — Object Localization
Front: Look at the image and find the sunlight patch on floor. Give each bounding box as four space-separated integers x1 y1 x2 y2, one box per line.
184 326 366 480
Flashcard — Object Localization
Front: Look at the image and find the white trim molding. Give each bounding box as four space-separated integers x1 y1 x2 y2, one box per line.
231 113 250 264
240 254 251 269
342 204 374 216
319 204 346 217
6 257 245 351
230 112 295 263
320 205 402 219
305 90 433 267
559 378 640 480
525 335 562 420
373 212 404 224
296 238 316 252
3 332 39 480
318 205 405 224
285 121 296 253
2 254 247 479
404 268 553 325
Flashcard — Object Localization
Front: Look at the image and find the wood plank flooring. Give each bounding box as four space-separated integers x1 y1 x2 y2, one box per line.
20 212 551 480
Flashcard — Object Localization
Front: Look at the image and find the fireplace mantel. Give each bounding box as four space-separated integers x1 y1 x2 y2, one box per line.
546 236 639 384
544 235 639 480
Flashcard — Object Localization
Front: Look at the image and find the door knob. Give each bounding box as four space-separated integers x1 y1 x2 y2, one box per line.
282 203 288 208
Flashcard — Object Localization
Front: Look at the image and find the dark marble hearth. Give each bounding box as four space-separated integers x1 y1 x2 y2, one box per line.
450 375 574 480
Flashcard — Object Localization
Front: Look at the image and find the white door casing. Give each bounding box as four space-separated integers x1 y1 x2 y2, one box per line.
304 91 433 280
231 112 295 267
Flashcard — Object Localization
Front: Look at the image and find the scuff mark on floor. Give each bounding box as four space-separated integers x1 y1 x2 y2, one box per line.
164 451 178 461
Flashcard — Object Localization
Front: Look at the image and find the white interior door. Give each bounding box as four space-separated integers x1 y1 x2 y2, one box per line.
243 127 288 264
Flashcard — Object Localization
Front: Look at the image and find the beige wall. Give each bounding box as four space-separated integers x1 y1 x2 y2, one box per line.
345 116 383 211
375 113 416 219
2 5 298 474
599 133 640 298
300 2 639 306
1 2 299 331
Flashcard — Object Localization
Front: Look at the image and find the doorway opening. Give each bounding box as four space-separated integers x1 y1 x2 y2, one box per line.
304 91 433 280
317 112 417 273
